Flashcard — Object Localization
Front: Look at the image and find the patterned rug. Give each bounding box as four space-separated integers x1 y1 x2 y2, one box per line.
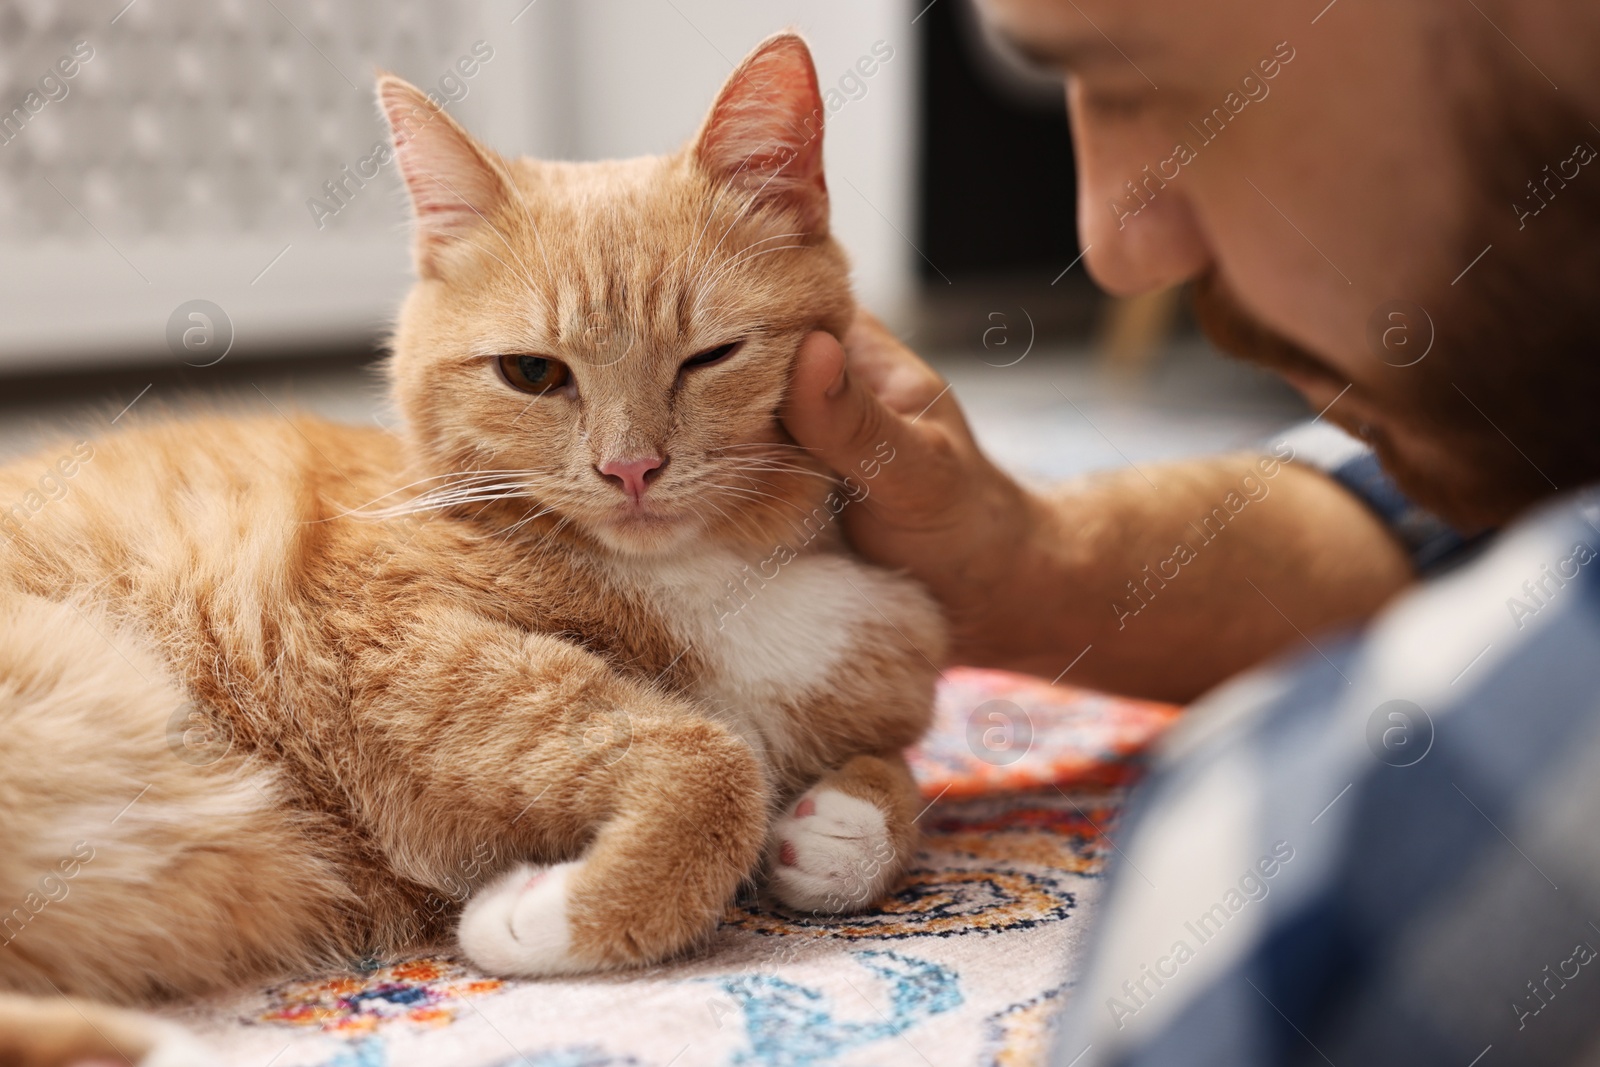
158 669 1179 1067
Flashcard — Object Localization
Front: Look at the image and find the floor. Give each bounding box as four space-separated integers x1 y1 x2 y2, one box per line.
931 339 1306 481
0 338 1308 480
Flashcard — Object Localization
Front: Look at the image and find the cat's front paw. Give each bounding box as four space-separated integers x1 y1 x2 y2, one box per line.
458 860 586 977
767 789 900 914
141 1024 216 1067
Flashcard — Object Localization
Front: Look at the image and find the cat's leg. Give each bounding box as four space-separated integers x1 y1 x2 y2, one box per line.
359 614 769 976
454 711 769 975
0 591 353 1008
765 752 924 914
0 992 207 1067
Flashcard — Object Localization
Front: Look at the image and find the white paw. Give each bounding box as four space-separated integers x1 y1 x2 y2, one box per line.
140 1023 214 1067
768 788 899 914
458 861 586 977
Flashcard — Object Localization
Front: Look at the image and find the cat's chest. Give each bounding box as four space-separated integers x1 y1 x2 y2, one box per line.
621 550 887 759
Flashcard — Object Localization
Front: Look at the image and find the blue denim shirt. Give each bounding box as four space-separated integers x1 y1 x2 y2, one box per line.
1053 422 1600 1066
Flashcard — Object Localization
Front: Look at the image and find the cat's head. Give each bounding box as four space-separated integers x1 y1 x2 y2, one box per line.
379 33 854 557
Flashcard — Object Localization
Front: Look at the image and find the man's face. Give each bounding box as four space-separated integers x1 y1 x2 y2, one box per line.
980 0 1600 529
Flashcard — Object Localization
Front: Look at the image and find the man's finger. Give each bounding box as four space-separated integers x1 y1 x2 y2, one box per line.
783 331 917 479
841 315 948 415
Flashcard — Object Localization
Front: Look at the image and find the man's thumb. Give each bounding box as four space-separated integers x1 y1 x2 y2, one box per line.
783 332 907 479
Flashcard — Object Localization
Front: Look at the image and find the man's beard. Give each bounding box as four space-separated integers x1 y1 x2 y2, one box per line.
1192 55 1600 533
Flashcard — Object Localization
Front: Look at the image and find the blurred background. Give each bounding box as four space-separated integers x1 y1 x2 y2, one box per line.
0 0 1307 482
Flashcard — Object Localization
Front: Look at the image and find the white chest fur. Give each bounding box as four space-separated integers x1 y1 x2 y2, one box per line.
625 548 911 769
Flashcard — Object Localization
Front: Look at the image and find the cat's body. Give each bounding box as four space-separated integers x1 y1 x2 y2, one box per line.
0 34 944 1065
0 412 935 993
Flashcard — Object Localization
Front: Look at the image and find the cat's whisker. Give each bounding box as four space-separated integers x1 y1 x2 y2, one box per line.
730 470 838 488
412 483 537 502
705 483 807 514
722 456 823 469
701 487 815 539
497 503 563 540
722 465 818 492
337 472 541 518
548 514 574 539
688 145 796 288
469 494 520 522
690 240 811 313
723 459 837 481
709 442 808 455
687 483 766 538
695 494 769 544
730 470 835 486
407 483 537 505
495 501 538 541
683 150 768 282
354 469 540 497
697 231 807 284
417 479 537 497
709 232 809 277
350 484 539 521
686 306 756 323
711 441 824 456
414 490 533 509
693 246 811 314
716 457 842 490
431 491 536 510
647 240 697 293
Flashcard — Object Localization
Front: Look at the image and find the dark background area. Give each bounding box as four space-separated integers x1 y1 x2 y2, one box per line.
913 0 1103 345
918 0 1078 280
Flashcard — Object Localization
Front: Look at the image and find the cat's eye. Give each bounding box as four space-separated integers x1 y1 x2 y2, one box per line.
498 354 571 395
680 341 741 371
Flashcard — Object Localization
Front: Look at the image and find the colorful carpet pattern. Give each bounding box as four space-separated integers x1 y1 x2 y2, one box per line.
159 669 1177 1067
907 669 1181 800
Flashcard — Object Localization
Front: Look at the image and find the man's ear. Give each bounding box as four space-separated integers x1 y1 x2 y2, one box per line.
376 73 518 277
693 33 829 234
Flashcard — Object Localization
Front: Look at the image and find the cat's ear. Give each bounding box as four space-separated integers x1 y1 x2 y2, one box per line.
693 33 828 232
376 73 517 276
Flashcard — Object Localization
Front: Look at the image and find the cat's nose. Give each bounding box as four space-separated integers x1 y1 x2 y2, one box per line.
596 454 667 503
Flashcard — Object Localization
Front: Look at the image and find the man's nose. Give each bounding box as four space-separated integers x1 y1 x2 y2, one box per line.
1078 172 1212 297
596 454 667 503
1068 89 1211 296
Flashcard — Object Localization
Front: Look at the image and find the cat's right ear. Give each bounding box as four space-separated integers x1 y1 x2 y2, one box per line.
694 34 829 233
376 73 517 277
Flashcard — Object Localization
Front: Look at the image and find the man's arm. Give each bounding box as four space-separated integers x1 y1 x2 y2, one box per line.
781 315 1413 703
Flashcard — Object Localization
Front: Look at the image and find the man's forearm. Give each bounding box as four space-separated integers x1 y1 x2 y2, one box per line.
960 453 1414 702
778 322 1413 702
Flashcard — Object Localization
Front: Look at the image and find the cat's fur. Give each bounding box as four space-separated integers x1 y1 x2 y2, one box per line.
0 34 944 1065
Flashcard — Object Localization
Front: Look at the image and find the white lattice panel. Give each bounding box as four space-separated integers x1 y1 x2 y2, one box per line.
0 0 918 373
0 0 541 370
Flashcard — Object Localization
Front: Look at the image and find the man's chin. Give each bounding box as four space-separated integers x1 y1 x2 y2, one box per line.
1358 421 1543 533
1192 273 1564 532
1278 371 1349 418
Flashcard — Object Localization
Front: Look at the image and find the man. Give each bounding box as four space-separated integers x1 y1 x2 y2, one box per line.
782 1 1600 1063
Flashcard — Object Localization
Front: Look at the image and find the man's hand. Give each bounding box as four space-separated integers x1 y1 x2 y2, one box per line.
783 313 1416 702
782 313 1046 669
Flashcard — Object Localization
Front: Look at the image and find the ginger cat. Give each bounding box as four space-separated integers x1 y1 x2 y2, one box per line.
0 33 943 1065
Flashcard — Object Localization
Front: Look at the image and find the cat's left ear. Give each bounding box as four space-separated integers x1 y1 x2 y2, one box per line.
694 33 829 233
376 73 518 277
